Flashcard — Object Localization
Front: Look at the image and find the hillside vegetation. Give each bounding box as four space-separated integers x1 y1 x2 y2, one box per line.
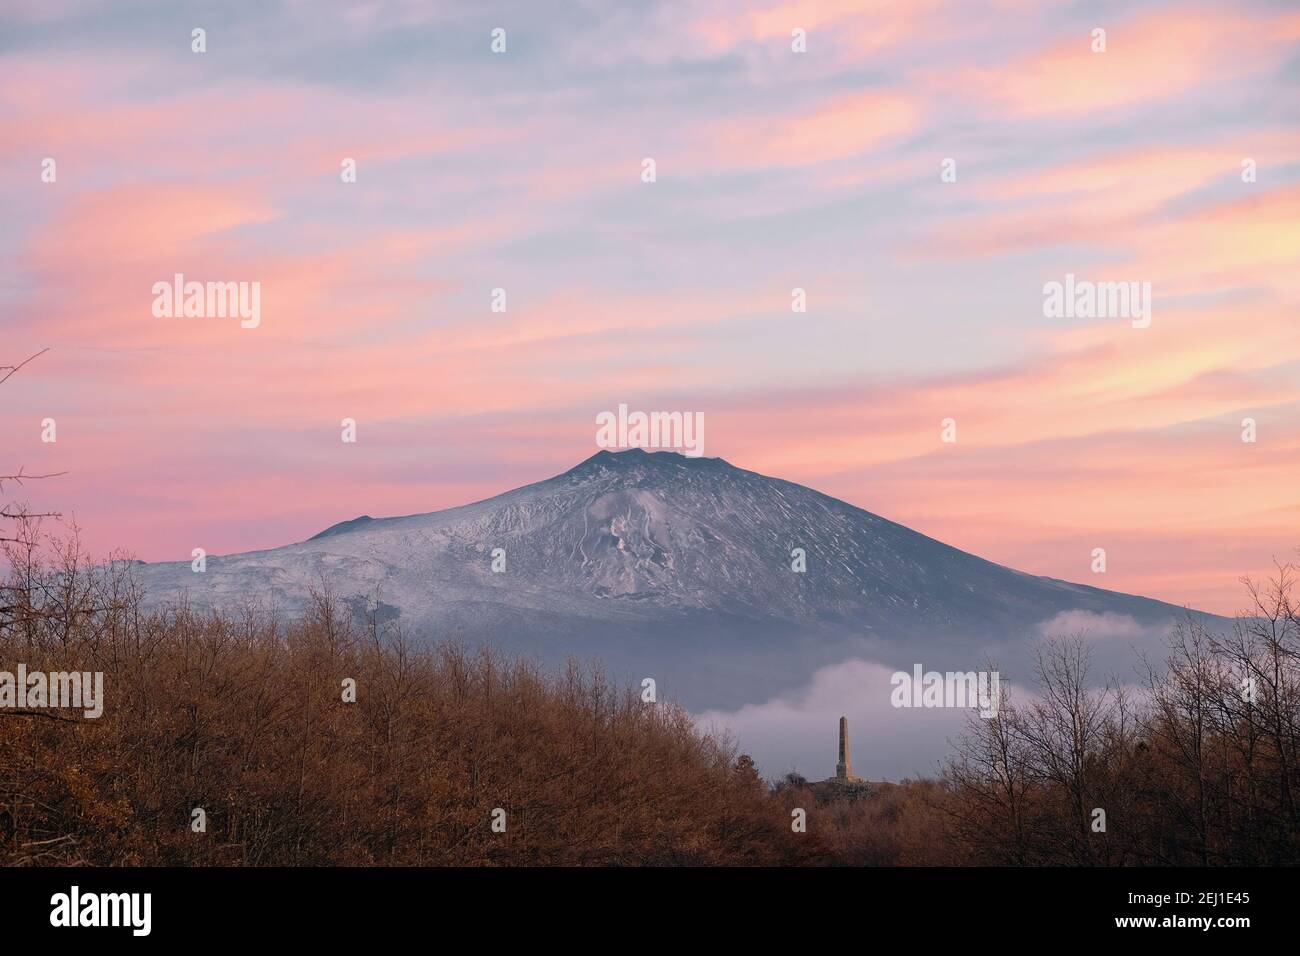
2 514 1298 865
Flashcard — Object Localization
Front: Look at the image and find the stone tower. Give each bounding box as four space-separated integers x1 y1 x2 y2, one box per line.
836 715 852 780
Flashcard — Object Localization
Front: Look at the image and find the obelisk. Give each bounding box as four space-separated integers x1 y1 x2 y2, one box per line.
836 715 852 780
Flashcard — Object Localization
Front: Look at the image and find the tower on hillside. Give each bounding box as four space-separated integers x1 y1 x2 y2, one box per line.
835 715 859 781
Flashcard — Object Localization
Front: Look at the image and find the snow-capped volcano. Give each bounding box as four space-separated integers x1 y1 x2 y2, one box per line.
137 449 1209 706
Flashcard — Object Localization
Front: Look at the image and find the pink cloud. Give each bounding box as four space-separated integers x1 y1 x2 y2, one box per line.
958 7 1300 117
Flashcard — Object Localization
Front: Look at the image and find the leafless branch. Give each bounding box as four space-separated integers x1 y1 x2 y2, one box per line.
0 468 69 494
0 347 49 386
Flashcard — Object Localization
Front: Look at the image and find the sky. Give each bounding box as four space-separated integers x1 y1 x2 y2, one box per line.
2 0 1298 617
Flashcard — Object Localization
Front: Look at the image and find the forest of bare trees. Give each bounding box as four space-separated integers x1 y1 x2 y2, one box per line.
3 505 1297 866
943 568 1300 865
0 511 823 865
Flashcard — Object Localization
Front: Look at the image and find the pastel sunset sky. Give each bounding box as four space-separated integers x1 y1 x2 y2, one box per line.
2 0 1297 615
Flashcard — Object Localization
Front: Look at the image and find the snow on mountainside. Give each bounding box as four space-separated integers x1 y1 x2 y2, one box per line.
136 449 1212 706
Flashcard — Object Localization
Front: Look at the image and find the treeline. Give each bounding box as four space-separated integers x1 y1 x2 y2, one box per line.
2 511 1298 865
942 567 1300 865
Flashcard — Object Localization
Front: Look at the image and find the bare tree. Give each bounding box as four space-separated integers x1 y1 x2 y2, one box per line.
1 348 66 506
